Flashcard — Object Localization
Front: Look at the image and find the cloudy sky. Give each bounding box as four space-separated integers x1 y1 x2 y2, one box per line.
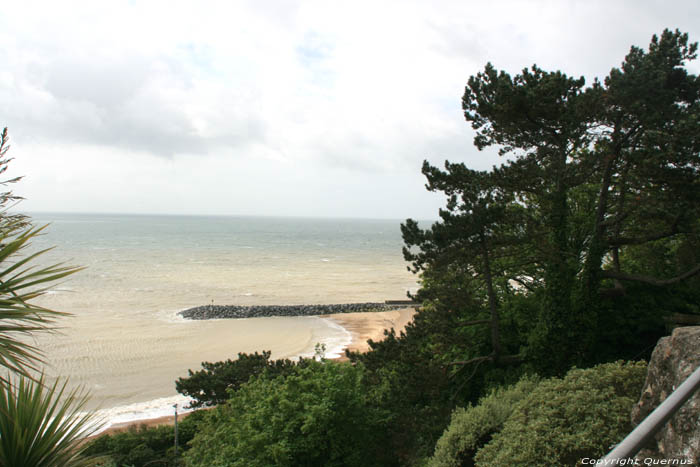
1 1 698 219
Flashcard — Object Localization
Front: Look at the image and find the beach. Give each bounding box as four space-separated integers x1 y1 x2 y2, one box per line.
96 307 416 436
323 307 416 355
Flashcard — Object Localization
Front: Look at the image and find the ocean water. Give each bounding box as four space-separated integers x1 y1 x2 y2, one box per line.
22 213 417 427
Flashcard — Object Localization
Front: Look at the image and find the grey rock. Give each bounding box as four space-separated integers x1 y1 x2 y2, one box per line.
631 326 700 464
179 302 407 320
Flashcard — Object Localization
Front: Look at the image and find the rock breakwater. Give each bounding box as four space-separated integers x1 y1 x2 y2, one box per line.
180 302 409 320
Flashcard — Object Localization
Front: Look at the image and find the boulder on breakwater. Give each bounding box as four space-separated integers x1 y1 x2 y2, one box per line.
180 302 409 320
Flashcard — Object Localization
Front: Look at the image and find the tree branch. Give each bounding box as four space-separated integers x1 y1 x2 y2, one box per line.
457 319 490 327
449 353 522 366
601 263 700 286
607 213 682 247
663 313 700 326
607 226 679 247
448 356 491 366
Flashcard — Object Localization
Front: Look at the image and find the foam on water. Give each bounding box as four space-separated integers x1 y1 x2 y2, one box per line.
92 394 195 435
318 318 353 359
157 309 191 324
294 316 353 360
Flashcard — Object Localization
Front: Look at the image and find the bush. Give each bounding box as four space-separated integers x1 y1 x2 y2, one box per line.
474 361 647 466
175 350 301 408
83 409 206 466
348 301 529 465
428 376 540 467
185 361 390 467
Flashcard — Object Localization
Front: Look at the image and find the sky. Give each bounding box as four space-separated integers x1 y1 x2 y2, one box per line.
1 0 699 219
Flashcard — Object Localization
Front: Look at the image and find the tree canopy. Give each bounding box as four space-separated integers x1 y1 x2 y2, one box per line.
403 29 700 374
185 361 390 467
175 350 302 408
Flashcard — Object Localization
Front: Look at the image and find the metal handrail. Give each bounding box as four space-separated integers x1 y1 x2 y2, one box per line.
599 364 700 464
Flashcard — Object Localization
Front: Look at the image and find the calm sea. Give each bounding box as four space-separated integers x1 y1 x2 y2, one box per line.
23 213 417 427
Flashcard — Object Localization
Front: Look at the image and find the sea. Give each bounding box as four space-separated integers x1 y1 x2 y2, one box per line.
21 213 418 429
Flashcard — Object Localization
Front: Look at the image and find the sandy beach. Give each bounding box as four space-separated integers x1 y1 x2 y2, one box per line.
322 307 416 356
94 308 416 437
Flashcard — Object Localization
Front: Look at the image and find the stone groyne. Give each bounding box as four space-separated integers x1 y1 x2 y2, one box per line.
180 302 411 320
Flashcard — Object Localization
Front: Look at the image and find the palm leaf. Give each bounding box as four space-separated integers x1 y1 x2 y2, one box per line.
0 223 82 385
0 374 103 466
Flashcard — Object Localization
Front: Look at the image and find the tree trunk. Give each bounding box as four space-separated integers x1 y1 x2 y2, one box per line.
479 229 502 359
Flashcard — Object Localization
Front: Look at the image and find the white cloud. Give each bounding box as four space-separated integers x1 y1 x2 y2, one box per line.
1 0 698 218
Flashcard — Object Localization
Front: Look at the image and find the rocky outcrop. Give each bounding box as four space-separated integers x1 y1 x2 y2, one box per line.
180 302 408 320
631 326 700 463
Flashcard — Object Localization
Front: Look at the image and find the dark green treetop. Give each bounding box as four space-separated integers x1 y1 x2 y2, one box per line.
404 29 700 374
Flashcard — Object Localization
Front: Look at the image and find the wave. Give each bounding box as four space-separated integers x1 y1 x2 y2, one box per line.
294 316 352 360
318 317 353 359
91 394 195 435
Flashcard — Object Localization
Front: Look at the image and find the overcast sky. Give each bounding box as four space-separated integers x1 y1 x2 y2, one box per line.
1 1 698 219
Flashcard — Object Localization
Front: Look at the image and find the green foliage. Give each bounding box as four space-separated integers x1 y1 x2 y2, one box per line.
592 283 679 363
84 409 206 467
474 361 647 466
0 131 83 384
429 376 540 467
0 224 82 383
403 29 700 375
430 361 646 466
348 301 528 465
175 350 301 408
0 375 101 467
348 306 460 466
185 361 390 467
0 127 30 233
0 127 99 466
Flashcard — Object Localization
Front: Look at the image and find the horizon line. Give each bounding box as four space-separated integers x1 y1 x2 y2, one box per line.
17 209 439 223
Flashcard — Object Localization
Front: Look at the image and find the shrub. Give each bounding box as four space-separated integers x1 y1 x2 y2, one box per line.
428 376 540 467
185 361 390 467
83 409 206 466
347 302 521 465
474 361 647 466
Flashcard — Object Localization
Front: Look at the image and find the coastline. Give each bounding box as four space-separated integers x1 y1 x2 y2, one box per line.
93 308 416 438
321 307 416 358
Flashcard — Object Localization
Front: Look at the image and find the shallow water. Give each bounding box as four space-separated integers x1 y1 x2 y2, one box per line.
22 213 417 424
